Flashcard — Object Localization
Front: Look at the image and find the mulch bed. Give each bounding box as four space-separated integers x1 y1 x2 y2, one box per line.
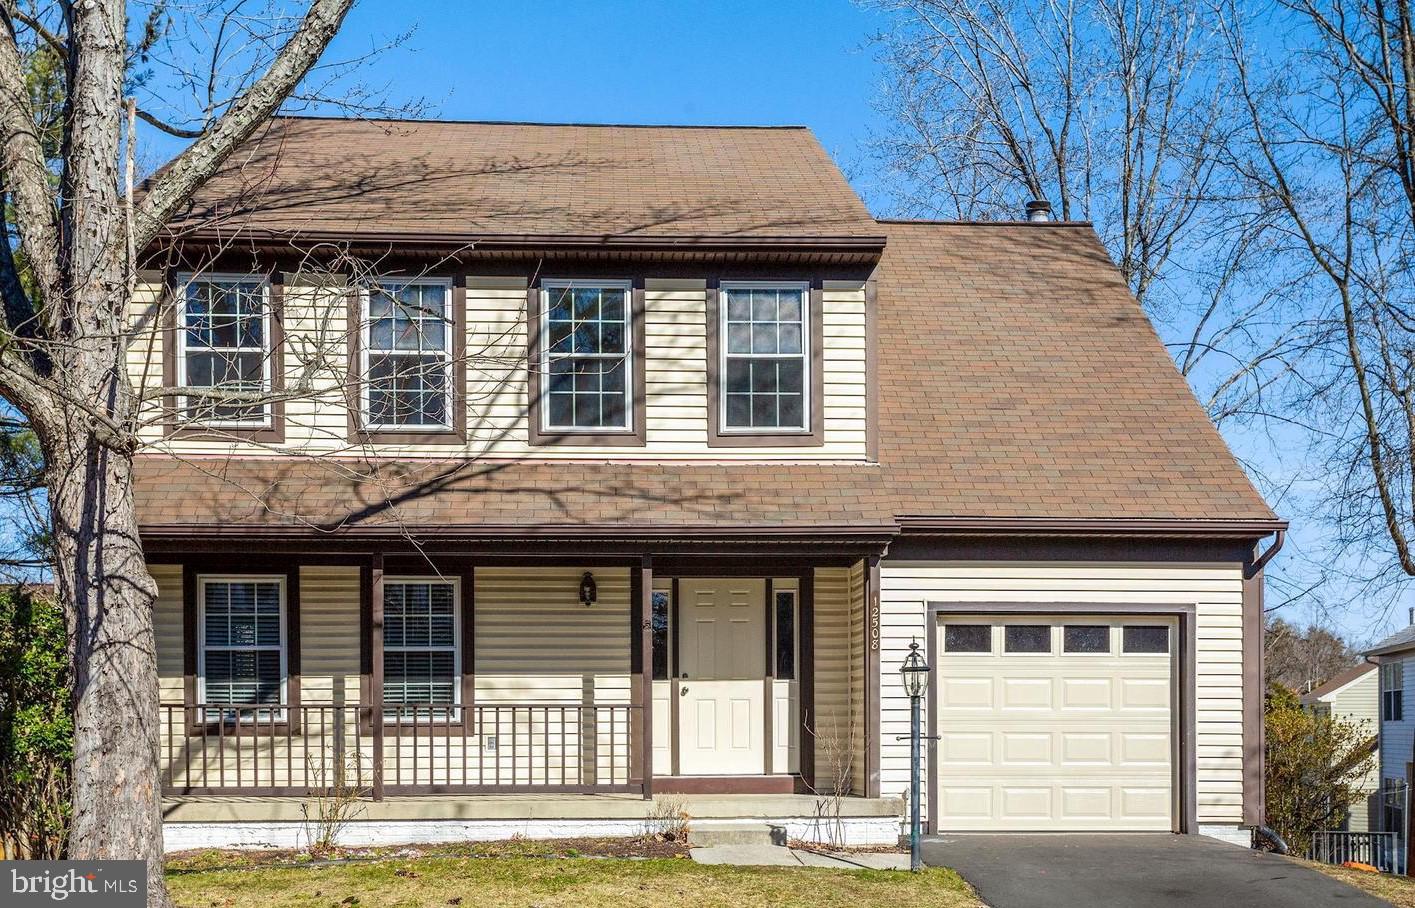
166 836 691 873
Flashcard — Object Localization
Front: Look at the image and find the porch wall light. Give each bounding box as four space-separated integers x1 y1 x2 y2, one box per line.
579 572 598 606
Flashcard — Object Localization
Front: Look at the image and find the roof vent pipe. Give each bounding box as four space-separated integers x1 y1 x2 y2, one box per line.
1025 199 1052 222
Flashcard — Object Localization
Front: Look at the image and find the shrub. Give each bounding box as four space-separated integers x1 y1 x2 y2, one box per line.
0 585 71 858
1265 682 1375 854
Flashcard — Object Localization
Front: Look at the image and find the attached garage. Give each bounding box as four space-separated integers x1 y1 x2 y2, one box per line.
932 613 1182 832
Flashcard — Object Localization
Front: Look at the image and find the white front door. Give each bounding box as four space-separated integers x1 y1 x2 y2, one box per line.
677 578 766 775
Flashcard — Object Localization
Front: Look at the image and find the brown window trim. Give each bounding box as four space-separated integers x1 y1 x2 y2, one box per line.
526 275 647 447
345 271 469 445
162 269 286 444
359 562 476 736
182 562 302 736
706 276 825 447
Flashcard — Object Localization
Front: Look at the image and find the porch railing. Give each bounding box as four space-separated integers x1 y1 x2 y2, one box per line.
160 702 644 798
1309 830 1404 874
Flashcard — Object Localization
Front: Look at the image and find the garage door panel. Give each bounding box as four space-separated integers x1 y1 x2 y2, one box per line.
1121 733 1170 765
1000 733 1052 765
937 615 1175 832
1120 678 1170 710
1000 787 1052 819
1001 677 1053 709
1061 732 1111 764
1060 677 1112 709
940 676 994 709
1059 787 1112 819
939 732 992 765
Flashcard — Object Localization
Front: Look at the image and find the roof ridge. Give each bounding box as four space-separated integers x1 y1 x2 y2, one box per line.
270 114 811 130
876 217 1095 227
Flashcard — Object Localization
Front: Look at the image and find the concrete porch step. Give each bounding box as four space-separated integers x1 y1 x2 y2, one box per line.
688 820 786 847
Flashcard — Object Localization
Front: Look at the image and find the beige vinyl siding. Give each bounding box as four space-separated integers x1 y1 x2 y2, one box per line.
848 559 868 795
298 566 361 706
129 277 870 460
878 561 1247 827
813 566 865 795
153 564 185 705
474 566 631 705
1318 671 1379 830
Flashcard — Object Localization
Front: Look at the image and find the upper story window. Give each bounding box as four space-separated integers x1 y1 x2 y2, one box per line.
362 279 454 430
540 280 633 432
1384 661 1404 722
720 283 809 433
178 276 270 426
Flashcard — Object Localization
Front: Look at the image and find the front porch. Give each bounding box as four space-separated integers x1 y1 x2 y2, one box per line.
151 549 881 805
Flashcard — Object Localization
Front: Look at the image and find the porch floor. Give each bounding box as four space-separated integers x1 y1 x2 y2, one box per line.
162 793 903 824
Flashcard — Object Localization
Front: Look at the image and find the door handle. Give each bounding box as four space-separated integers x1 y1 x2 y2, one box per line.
680 686 689 696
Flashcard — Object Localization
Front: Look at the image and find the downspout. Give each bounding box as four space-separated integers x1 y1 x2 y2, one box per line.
1246 529 1285 580
1245 529 1285 843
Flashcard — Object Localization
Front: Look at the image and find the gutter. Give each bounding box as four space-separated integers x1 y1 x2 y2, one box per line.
897 515 1289 539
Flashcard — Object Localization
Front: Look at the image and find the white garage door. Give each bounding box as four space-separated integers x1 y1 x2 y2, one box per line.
935 616 1176 831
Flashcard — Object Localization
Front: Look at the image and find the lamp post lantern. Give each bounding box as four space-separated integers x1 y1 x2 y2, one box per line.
899 639 931 872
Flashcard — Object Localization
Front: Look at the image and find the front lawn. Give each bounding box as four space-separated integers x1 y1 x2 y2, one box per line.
167 853 980 908
1302 858 1415 906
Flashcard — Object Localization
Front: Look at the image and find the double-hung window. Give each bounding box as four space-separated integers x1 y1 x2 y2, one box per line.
198 577 286 719
1384 662 1405 722
720 282 808 432
382 578 460 720
178 276 271 426
541 280 632 432
363 279 454 430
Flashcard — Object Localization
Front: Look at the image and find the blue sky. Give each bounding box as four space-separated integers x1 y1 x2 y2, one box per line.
135 0 1411 645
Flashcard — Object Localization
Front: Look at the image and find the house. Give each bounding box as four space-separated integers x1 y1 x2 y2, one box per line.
129 116 1284 850
1363 616 1415 833
1301 663 1380 830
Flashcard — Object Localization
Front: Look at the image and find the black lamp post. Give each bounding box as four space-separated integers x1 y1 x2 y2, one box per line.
899 640 931 872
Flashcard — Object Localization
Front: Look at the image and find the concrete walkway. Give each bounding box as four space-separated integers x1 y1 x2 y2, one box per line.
690 844 909 870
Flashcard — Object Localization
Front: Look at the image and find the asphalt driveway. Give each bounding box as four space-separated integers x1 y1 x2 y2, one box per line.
923 834 1390 908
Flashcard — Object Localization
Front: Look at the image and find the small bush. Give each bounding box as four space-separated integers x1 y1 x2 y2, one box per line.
0 585 71 858
1265 682 1375 854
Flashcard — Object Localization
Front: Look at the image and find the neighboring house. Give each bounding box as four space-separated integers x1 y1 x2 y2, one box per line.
1301 663 1380 830
130 117 1284 850
1364 617 1415 833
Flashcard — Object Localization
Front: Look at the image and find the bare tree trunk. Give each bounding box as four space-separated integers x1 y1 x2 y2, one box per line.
44 416 166 906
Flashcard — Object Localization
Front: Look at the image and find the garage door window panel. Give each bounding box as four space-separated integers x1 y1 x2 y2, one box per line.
1004 625 1051 654
1063 625 1110 654
944 624 991 653
1123 626 1169 654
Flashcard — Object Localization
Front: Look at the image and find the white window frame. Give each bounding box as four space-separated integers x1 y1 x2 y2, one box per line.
360 277 456 432
175 273 273 429
195 575 288 719
718 280 811 435
1384 661 1405 721
381 575 462 721
539 278 635 434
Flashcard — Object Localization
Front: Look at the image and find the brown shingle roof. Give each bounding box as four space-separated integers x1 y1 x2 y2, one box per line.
873 220 1274 522
161 117 881 241
134 219 1275 535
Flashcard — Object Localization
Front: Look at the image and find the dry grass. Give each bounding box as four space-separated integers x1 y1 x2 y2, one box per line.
167 854 980 908
1300 857 1415 906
